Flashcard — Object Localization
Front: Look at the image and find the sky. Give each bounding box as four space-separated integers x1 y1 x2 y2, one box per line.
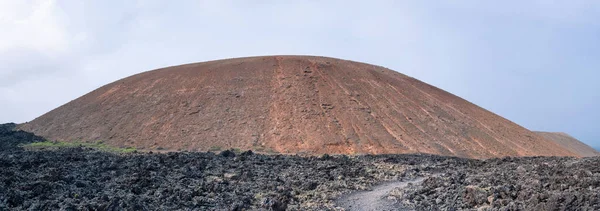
1 0 599 149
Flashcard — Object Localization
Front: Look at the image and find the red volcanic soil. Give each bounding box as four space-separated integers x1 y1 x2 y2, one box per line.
19 56 577 158
535 132 599 157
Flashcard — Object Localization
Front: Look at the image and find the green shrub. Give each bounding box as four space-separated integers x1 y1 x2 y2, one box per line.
23 140 136 154
208 146 222 152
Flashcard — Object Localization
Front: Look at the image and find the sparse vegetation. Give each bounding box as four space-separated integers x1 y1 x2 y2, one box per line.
208 146 222 152
253 146 278 154
23 140 136 153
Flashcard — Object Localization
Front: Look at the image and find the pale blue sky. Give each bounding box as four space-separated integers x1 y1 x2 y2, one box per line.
1 1 599 149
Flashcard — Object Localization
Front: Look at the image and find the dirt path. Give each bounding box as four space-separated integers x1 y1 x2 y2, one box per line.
335 177 427 211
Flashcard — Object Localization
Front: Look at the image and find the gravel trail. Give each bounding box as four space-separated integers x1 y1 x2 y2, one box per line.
336 177 427 211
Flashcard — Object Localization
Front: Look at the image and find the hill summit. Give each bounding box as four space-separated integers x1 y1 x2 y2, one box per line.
20 56 577 158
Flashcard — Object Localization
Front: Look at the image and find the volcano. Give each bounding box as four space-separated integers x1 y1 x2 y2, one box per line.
20 56 577 158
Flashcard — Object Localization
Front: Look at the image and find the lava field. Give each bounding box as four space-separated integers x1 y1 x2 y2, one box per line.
1 123 599 210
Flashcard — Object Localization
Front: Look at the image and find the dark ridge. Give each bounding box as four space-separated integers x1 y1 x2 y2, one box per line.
0 123 45 151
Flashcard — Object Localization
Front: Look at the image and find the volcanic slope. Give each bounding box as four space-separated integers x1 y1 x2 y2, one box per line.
535 132 599 157
20 56 576 158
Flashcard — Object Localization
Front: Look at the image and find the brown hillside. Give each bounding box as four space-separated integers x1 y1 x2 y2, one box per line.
535 132 599 157
19 56 576 158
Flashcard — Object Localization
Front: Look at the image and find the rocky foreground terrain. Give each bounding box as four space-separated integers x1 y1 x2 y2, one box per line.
1 123 599 210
